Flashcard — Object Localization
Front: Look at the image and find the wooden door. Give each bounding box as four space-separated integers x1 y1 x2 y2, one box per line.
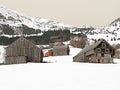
98 59 100 63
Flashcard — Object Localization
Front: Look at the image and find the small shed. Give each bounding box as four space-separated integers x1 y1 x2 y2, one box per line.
53 45 70 56
73 39 115 63
5 37 43 64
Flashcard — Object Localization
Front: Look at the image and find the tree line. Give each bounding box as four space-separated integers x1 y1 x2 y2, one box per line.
0 29 86 45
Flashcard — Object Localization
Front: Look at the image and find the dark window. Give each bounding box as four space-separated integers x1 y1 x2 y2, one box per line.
98 59 100 63
101 53 104 57
97 48 101 53
111 54 113 57
102 43 106 48
102 49 105 52
105 49 110 53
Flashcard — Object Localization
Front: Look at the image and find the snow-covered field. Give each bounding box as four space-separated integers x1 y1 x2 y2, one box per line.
43 46 81 63
0 45 120 90
0 62 120 90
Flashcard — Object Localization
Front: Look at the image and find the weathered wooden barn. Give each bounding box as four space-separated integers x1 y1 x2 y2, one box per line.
50 31 64 43
112 44 120 59
73 39 115 63
5 37 43 64
70 36 87 48
50 36 63 43
53 45 70 56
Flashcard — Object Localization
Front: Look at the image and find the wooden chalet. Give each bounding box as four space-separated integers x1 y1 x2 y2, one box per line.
53 45 70 56
73 39 115 63
5 37 43 64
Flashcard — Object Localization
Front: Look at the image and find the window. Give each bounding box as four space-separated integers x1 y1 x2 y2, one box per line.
102 43 106 48
97 48 101 53
105 49 110 54
101 53 104 57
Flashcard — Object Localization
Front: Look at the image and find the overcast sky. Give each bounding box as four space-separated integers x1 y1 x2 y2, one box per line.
0 0 120 26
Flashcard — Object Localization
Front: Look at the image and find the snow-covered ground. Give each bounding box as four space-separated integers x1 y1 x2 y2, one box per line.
0 60 120 90
43 46 81 63
0 45 120 90
0 46 6 63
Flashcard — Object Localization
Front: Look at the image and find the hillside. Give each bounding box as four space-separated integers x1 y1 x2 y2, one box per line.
73 18 120 45
0 5 120 45
0 5 76 36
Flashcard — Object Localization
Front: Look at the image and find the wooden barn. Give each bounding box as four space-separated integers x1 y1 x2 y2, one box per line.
50 36 63 43
53 45 70 56
5 37 43 64
73 39 115 63
70 36 87 48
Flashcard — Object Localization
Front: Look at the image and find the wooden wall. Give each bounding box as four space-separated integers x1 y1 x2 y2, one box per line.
5 37 43 64
5 56 26 64
53 45 69 56
73 54 85 62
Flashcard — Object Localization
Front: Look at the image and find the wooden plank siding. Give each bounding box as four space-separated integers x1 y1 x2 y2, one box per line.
5 37 43 64
73 54 85 62
53 45 69 56
85 50 94 56
5 56 26 64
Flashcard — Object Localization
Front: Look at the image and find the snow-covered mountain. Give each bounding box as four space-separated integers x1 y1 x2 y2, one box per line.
0 5 75 36
0 5 120 45
88 20 120 45
72 17 120 45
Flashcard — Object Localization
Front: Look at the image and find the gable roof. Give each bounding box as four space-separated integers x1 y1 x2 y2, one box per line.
79 39 103 55
6 37 36 48
73 39 114 58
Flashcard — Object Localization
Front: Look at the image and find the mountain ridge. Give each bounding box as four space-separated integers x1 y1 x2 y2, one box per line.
0 5 120 44
0 5 76 36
